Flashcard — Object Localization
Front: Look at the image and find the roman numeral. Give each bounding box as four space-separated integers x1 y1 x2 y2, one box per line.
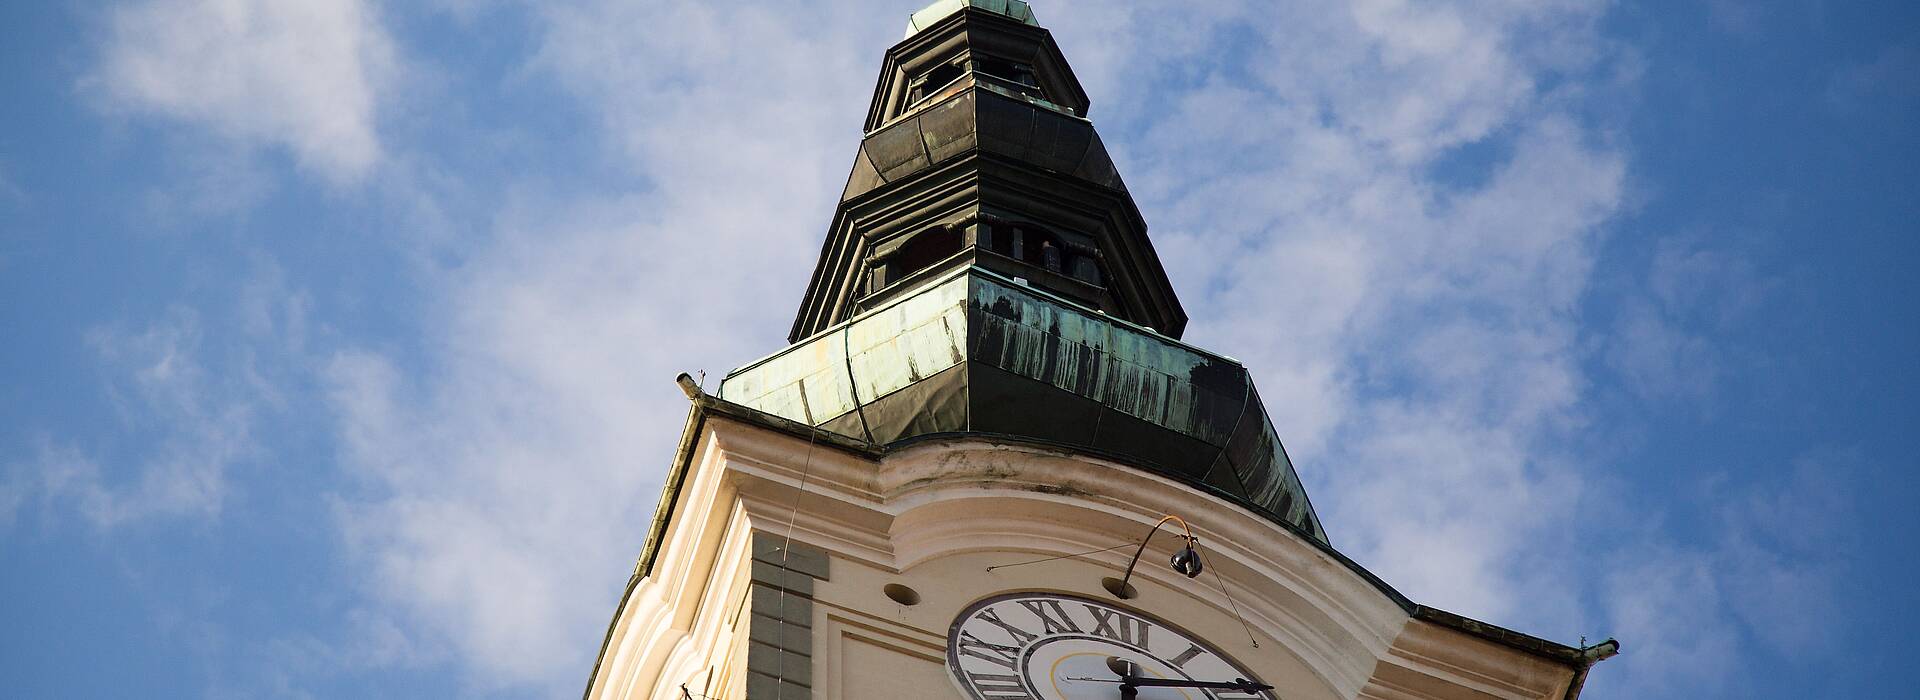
956 631 1022 670
1085 605 1151 648
966 672 1036 699
1017 599 1082 635
974 607 1038 645
1168 643 1206 669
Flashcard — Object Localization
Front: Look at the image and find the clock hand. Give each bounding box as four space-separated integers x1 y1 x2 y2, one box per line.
1086 656 1275 698
1067 674 1276 697
1113 676 1274 692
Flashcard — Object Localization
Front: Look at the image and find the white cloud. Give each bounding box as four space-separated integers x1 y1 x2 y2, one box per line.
90 0 396 182
1605 297 1719 400
132 145 282 229
1705 0 1765 38
322 2 893 689
1713 456 1853 657
1594 456 1852 696
1041 1 1629 627
1604 238 1765 402
19 308 256 527
1602 546 1739 693
1827 43 1920 113
8 258 315 531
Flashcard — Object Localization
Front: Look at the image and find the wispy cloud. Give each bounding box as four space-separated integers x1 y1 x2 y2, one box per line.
1599 453 1855 696
136 146 280 227
1043 0 1627 626
88 0 396 183
23 308 254 527
1705 0 1766 38
1605 237 1766 402
8 257 314 531
320 2 890 688
1828 42 1920 113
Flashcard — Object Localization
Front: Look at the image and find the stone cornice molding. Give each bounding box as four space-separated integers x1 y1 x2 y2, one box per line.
590 412 1590 700
706 418 1402 698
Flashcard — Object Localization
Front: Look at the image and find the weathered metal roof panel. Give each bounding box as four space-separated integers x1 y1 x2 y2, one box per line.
848 276 969 404
720 267 1328 544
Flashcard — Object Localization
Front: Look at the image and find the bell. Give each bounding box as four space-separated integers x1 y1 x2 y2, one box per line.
1170 540 1203 578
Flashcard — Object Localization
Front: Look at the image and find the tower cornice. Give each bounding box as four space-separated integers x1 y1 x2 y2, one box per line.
867 5 1089 133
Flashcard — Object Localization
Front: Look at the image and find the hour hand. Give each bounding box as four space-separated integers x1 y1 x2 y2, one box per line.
1081 656 1274 698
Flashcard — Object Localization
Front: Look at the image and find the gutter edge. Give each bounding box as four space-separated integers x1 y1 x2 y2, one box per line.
580 395 707 700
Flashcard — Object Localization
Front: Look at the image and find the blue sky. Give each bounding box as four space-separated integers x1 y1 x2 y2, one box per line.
1 1 1914 698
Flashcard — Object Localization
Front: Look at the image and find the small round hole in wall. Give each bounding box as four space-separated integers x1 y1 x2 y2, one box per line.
1100 576 1138 600
883 583 922 606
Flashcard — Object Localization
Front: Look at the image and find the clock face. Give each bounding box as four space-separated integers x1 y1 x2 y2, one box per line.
946 592 1273 700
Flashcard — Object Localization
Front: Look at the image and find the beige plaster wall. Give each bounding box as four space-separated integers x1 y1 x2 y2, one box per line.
586 415 1578 700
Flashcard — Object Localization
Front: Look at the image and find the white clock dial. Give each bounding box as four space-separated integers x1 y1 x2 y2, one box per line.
946 592 1272 700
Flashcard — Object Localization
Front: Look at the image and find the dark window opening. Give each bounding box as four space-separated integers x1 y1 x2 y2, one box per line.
975 57 1039 89
894 227 962 279
983 222 1016 258
867 227 962 296
980 221 1105 286
908 62 967 105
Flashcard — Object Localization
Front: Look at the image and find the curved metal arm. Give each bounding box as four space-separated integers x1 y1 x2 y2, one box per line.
1117 514 1199 593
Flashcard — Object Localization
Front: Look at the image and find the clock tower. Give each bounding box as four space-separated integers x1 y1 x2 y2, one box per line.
584 2 1617 699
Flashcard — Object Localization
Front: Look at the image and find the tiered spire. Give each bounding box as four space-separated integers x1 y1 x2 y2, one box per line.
790 0 1186 343
738 1 1326 544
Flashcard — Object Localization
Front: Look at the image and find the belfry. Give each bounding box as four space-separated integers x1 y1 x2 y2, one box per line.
585 2 1616 699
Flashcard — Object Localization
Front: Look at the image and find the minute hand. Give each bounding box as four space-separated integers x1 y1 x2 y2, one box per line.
1120 676 1273 697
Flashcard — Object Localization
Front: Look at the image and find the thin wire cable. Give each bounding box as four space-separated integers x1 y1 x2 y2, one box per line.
1195 544 1260 648
771 423 822 691
777 427 821 561
984 542 1138 572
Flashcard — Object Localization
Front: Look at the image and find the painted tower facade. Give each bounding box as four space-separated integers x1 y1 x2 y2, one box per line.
585 3 1615 699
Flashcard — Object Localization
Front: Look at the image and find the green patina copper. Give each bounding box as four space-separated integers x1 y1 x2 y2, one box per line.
720 266 1328 545
905 0 1039 38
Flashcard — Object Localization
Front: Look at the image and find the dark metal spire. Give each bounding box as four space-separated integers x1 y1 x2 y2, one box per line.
790 2 1186 343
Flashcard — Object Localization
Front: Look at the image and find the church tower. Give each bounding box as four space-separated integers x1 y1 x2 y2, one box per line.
585 3 1616 699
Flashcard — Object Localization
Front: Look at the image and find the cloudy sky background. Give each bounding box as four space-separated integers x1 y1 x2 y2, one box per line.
2 0 1915 698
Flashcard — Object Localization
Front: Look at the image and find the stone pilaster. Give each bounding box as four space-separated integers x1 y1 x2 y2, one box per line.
745 534 829 700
